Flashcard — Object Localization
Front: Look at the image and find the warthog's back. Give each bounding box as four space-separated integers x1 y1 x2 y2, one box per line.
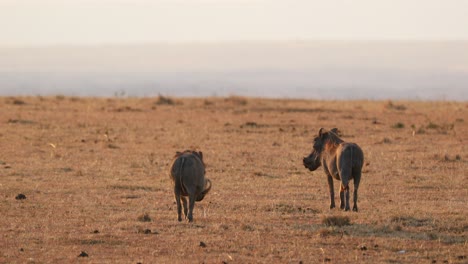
171 153 205 196
337 142 364 170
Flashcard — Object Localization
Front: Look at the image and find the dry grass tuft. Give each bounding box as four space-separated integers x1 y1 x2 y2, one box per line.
137 213 152 222
321 215 351 227
389 215 431 227
317 227 342 237
392 122 405 129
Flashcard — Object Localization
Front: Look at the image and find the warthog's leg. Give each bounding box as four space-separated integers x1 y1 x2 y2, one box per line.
340 163 352 211
352 170 361 212
181 196 188 219
342 184 350 211
174 188 183 222
187 194 196 222
339 188 345 210
327 175 335 209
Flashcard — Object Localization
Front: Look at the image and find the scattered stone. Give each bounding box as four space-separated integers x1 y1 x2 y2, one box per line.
93 230 99 234
78 251 89 257
359 245 367 251
199 241 207 248
15 194 26 200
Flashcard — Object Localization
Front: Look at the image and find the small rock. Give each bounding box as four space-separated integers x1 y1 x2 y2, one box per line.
199 241 207 248
359 245 367 251
15 194 26 200
93 230 99 234
78 251 89 257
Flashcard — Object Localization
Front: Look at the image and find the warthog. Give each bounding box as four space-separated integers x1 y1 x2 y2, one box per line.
170 150 212 222
303 128 364 211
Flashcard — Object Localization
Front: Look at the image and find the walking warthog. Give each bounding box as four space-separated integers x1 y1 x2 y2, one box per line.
170 150 212 222
303 128 364 211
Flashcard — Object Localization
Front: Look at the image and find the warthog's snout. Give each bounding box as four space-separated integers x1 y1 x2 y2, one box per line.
303 155 320 171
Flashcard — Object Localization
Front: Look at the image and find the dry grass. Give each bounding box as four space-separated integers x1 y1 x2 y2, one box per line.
0 96 467 263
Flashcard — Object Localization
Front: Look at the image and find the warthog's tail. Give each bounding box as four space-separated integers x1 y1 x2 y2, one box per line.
203 179 212 195
196 179 212 201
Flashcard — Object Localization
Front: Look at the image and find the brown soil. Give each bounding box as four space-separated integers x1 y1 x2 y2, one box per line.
0 96 466 263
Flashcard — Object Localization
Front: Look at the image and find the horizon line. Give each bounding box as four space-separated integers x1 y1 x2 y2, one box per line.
2 39 468 48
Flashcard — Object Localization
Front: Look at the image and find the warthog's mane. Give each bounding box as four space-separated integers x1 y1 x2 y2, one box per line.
322 129 344 151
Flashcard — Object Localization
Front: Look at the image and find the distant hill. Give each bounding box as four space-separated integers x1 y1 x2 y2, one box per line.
1 41 467 100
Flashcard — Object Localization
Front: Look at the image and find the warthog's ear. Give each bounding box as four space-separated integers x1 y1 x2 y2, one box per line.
330 128 339 134
198 151 203 160
318 127 325 137
175 151 182 157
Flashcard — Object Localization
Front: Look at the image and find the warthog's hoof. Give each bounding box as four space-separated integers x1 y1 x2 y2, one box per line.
330 204 336 209
353 206 358 212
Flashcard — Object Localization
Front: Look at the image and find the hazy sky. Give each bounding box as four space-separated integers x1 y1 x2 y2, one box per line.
1 0 468 46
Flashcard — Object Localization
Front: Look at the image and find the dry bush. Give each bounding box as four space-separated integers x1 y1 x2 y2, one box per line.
384 100 406 111
155 94 176 105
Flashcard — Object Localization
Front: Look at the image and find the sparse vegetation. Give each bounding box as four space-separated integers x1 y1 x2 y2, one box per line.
0 97 466 263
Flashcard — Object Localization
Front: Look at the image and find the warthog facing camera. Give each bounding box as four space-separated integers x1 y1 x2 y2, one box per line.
303 128 364 211
170 150 212 222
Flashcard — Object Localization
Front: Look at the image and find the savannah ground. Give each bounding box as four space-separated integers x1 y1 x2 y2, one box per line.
0 96 466 263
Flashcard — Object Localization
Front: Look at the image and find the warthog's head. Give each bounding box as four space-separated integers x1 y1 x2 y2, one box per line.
196 179 212 201
303 128 340 171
